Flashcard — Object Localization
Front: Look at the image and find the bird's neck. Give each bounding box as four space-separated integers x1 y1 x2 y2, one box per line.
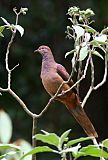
41 53 56 73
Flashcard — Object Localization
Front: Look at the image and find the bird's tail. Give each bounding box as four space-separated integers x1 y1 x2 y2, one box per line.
67 104 98 137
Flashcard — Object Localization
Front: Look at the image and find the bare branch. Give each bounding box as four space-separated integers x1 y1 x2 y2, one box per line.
82 56 94 108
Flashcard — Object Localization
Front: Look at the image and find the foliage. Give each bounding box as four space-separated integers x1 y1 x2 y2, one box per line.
66 6 108 63
0 110 32 160
20 130 108 160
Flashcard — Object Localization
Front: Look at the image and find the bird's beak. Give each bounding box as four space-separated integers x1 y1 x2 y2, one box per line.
34 49 39 53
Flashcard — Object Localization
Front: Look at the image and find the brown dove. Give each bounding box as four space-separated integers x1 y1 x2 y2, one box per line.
35 45 98 137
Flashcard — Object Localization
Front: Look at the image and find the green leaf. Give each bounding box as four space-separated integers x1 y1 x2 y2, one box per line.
73 25 84 40
15 25 24 37
20 146 58 160
92 51 104 60
76 145 108 158
0 144 20 150
0 32 4 37
34 133 59 147
65 49 76 58
67 137 92 147
58 129 71 149
62 143 81 155
0 110 12 143
81 25 97 33
102 139 108 148
79 46 88 61
0 26 5 33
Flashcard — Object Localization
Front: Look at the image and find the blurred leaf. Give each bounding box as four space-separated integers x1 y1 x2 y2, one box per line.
34 133 59 147
14 139 32 160
65 49 76 58
15 25 24 37
0 110 12 143
102 139 108 148
0 144 20 150
58 129 71 149
0 32 4 37
67 137 92 147
20 146 58 160
92 51 104 60
79 46 88 61
76 145 108 158
73 25 84 40
0 26 5 33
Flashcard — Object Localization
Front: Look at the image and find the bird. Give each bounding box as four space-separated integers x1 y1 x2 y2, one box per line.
34 45 98 138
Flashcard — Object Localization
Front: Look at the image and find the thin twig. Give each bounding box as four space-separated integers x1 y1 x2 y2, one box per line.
57 55 90 97
82 56 94 108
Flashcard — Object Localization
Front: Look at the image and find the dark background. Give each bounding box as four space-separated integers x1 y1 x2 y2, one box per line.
0 0 108 159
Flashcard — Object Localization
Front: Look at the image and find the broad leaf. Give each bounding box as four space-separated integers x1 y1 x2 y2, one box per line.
0 110 12 143
67 137 92 147
92 51 104 60
58 129 71 149
15 25 24 37
34 133 59 147
20 146 58 160
76 145 108 158
102 139 108 148
73 25 84 40
79 46 88 61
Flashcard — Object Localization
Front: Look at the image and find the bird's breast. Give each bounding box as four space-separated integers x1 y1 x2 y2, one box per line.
41 72 62 96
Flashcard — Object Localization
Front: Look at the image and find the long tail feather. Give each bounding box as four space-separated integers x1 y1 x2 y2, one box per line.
67 105 98 137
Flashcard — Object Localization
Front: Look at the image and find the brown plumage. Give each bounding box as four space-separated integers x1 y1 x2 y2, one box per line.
35 45 98 137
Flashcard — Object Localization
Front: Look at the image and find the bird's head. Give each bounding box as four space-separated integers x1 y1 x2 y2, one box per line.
34 45 52 56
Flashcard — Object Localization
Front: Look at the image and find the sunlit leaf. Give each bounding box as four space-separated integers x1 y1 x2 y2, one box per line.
102 139 108 148
34 133 59 147
58 129 71 149
92 51 104 60
15 25 24 37
81 25 97 33
67 137 92 147
20 146 58 160
76 145 108 158
0 110 12 143
73 25 84 40
79 46 88 61
95 34 107 43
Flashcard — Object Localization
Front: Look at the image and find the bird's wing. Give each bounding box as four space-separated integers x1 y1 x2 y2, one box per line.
56 63 77 93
